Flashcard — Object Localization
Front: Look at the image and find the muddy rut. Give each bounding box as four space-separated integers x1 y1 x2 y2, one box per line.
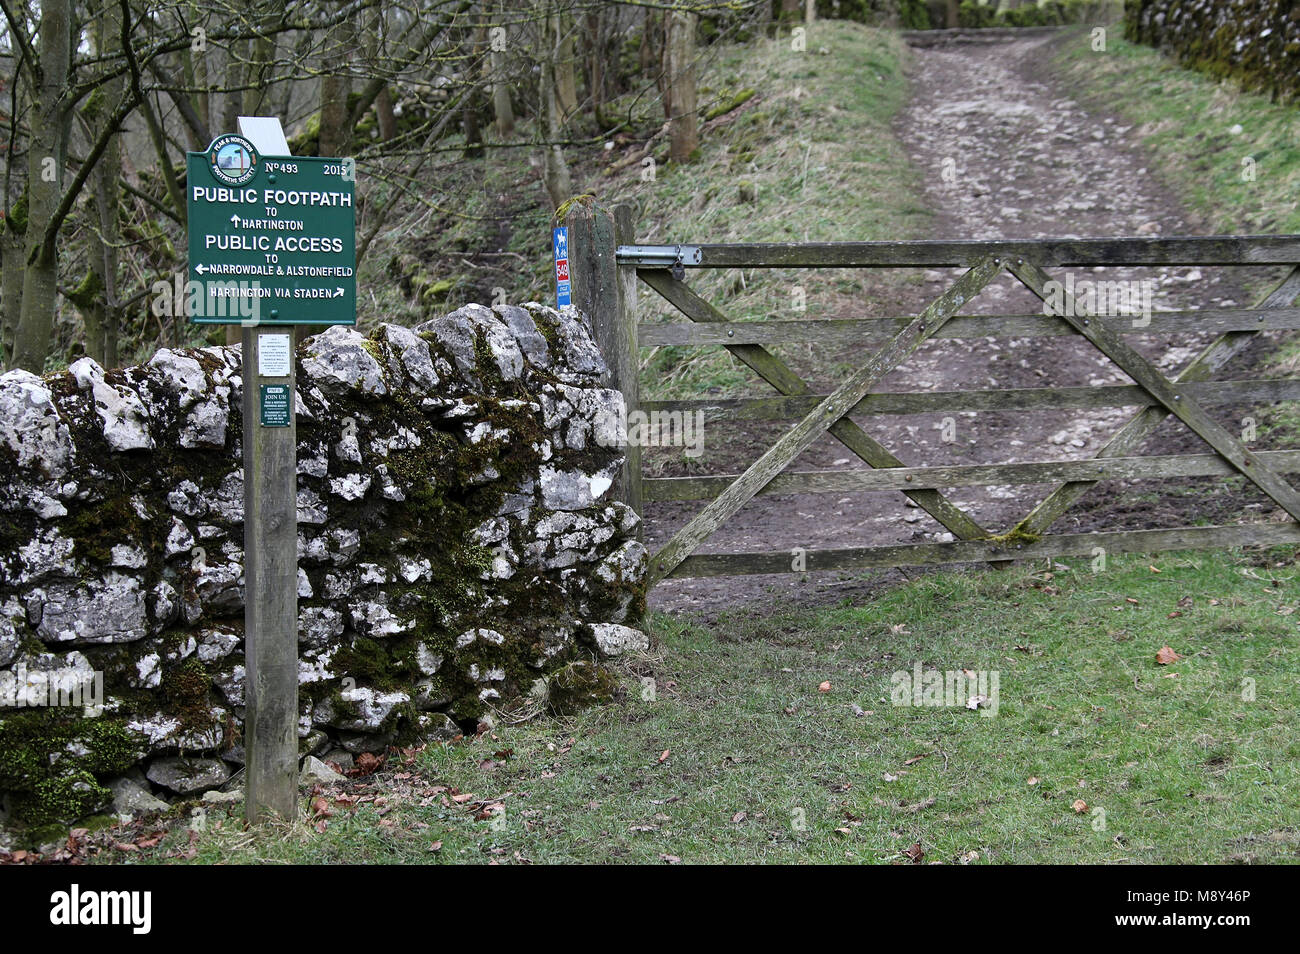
645 33 1279 619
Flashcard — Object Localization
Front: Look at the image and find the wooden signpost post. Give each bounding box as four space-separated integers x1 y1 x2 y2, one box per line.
186 117 356 823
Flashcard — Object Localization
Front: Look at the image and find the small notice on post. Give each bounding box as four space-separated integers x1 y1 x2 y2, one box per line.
258 333 292 377
553 226 571 307
259 384 291 427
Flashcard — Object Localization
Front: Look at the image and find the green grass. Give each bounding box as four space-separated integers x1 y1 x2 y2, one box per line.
105 548 1300 865
1052 30 1300 238
1052 29 1300 438
623 20 930 402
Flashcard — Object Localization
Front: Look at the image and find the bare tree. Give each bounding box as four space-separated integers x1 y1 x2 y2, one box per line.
666 9 698 165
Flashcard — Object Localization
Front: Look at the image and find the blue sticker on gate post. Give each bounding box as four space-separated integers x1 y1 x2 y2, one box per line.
553 226 571 307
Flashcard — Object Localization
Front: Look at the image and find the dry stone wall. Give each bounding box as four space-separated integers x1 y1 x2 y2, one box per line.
0 302 647 832
1125 0 1300 101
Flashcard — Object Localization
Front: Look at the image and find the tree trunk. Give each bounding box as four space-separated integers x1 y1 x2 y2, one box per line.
12 0 71 372
304 15 354 346
89 0 125 366
2 227 24 365
319 71 350 157
553 15 578 124
657 12 671 121
463 95 485 159
319 14 354 158
666 11 698 165
463 23 486 158
220 42 244 139
946 0 960 28
243 23 276 117
585 11 604 125
491 52 515 137
376 85 399 141
188 39 210 150
639 10 658 77
540 54 572 209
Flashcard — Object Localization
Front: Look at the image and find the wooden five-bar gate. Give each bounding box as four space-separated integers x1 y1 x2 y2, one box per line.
563 202 1300 589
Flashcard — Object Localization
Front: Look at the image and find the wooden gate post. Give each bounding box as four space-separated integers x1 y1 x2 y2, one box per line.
566 200 642 530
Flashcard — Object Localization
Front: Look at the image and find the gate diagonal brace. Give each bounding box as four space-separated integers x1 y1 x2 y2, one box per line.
650 255 1005 582
1010 261 1300 525
636 271 992 546
1010 265 1300 536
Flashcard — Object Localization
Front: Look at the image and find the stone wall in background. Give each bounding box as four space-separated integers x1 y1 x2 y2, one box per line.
0 303 648 834
1125 0 1300 101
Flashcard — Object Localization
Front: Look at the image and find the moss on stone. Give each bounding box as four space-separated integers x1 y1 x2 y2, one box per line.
17 771 110 828
0 712 139 833
546 661 618 716
59 493 143 566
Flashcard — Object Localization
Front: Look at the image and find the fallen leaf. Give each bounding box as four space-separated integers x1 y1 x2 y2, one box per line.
1027 776 1040 786
659 853 681 864
450 792 477 804
818 681 832 693
1155 645 1183 665
899 797 936 814
958 850 980 864
311 797 333 818
351 751 385 777
1072 799 1088 814
903 753 928 766
658 749 670 763
427 841 443 853
731 811 747 824
903 842 925 863
1125 597 1140 605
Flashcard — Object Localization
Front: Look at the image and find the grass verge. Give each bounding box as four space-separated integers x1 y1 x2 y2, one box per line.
1051 30 1300 238
1051 29 1300 436
621 20 930 403
92 548 1299 865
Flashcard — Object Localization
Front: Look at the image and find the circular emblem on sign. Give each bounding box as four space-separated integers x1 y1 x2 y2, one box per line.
207 134 258 186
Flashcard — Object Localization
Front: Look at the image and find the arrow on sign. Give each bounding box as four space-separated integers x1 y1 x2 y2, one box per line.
336 287 344 298
195 264 207 274
230 214 241 226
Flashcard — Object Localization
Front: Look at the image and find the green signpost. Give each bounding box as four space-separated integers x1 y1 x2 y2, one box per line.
186 121 356 825
186 133 355 326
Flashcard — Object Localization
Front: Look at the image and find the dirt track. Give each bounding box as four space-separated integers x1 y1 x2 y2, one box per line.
645 32 1276 619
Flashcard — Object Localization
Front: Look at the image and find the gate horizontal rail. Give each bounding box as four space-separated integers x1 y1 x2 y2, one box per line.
561 202 1300 587
641 380 1300 420
673 523 1300 578
644 450 1300 502
636 308 1300 346
667 236 1300 268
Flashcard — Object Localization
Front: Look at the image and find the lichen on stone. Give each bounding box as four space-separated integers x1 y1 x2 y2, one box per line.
0 301 647 836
